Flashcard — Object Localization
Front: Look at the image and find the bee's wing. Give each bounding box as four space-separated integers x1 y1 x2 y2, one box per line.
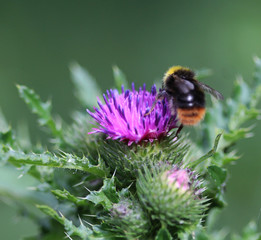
198 82 224 100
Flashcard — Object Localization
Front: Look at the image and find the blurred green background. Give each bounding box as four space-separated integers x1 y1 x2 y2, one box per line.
1 1 261 239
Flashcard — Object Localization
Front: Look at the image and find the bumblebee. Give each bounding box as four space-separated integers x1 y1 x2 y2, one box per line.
146 66 223 129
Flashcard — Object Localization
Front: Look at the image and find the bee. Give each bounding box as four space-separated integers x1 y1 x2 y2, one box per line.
146 66 223 133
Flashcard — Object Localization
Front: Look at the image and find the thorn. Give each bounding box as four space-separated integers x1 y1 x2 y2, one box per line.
78 196 86 200
84 186 91 193
73 181 84 187
127 182 134 189
78 214 84 226
83 219 94 227
83 214 96 217
59 211 64 218
64 232 73 240
112 168 117 178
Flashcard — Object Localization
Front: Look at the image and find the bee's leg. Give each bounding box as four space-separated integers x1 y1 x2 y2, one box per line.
174 124 183 138
144 99 158 116
144 90 168 116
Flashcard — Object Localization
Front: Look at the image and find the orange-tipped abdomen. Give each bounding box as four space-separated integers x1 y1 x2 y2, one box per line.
177 107 206 125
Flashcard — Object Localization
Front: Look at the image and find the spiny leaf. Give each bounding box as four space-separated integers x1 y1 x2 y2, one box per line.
228 105 260 130
37 205 119 240
17 85 63 139
195 57 261 156
231 77 251 105
37 204 92 239
51 189 87 206
0 145 108 177
69 62 102 108
112 65 129 91
187 133 222 168
207 166 227 188
86 177 119 211
250 85 261 108
223 127 255 142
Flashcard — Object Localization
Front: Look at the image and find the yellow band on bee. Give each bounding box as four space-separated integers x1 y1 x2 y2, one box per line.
165 66 190 77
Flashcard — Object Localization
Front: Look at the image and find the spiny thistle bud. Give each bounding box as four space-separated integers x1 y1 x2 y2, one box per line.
107 198 151 239
99 130 188 185
137 165 208 231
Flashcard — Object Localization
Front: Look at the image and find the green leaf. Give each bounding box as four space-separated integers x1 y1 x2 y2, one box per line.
231 77 251 105
38 205 119 240
69 62 102 108
112 65 129 91
91 225 122 240
204 165 227 208
187 133 222 168
156 227 173 240
193 58 261 167
86 177 119 211
223 127 254 142
0 145 108 178
37 204 92 239
17 85 63 139
51 189 87 206
228 105 259 130
207 166 227 188
250 85 261 108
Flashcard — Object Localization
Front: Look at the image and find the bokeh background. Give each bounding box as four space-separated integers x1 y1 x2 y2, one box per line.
1 1 261 239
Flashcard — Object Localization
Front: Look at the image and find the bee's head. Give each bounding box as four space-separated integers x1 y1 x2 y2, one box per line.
165 66 195 81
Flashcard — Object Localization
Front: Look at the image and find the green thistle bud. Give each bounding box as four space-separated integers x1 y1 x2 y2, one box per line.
137 165 208 231
107 198 151 239
100 132 188 186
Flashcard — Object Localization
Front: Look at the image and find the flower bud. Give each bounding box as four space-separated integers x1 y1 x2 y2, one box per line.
137 165 208 231
108 198 151 239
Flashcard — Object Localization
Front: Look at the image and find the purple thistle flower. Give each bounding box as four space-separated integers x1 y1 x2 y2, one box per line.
87 83 178 145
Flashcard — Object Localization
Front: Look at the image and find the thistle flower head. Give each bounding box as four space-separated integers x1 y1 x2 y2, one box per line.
87 83 178 145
